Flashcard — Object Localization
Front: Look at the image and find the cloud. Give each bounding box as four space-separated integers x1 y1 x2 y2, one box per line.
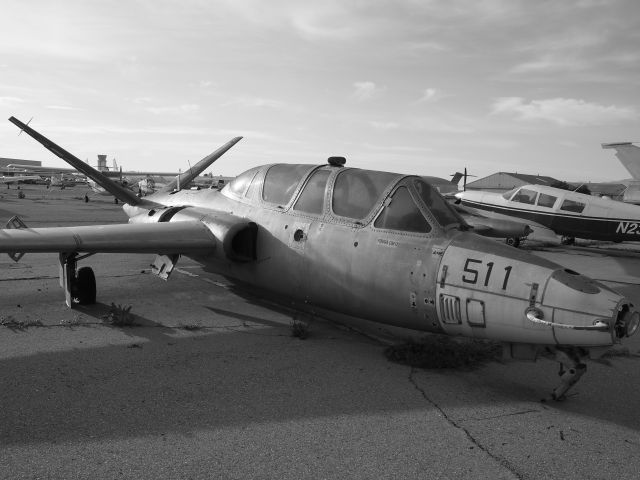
222 96 285 108
352 81 384 101
145 104 200 115
491 97 638 126
369 121 399 130
0 96 24 106
417 87 450 103
46 105 82 111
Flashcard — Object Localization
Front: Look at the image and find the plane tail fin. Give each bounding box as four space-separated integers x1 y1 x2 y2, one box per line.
9 116 145 206
160 136 242 193
602 142 640 180
450 172 464 185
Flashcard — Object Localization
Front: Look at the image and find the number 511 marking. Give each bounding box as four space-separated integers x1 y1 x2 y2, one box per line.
462 258 512 290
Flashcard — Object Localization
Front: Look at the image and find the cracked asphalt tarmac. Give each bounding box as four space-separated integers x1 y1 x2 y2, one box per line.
1 185 640 479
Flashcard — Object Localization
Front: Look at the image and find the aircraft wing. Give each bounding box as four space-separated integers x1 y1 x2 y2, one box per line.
454 202 557 240
9 116 147 206
0 221 217 256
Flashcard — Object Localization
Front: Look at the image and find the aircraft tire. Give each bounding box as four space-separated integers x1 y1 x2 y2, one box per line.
76 267 97 305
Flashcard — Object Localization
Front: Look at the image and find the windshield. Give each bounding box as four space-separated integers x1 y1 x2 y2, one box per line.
413 179 463 228
501 188 518 200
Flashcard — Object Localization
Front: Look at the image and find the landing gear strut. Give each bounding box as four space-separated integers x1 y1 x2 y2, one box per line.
550 347 588 400
59 252 97 307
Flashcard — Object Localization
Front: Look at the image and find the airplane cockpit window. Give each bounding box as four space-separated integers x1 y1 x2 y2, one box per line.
293 169 330 215
511 188 538 205
560 199 586 213
502 188 518 200
332 169 398 220
374 187 431 233
245 168 263 199
413 179 462 228
223 167 261 197
537 193 557 208
262 164 315 206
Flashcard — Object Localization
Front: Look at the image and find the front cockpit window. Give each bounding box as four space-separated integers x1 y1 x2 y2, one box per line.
332 169 398 220
502 188 518 200
413 179 462 228
262 164 315 206
293 169 330 215
511 188 538 205
374 187 432 233
223 167 261 197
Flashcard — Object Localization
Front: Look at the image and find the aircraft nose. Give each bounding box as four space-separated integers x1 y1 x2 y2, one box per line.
435 235 638 347
527 268 639 345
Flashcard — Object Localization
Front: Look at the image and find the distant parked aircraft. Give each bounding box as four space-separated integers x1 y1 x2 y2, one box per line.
601 142 640 204
456 183 640 244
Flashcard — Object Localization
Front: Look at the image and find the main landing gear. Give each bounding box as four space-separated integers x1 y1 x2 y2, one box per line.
59 252 97 307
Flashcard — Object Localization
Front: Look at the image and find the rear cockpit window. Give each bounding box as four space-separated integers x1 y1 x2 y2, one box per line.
374 187 431 233
537 193 557 208
293 169 330 215
332 169 398 220
224 167 261 197
262 164 314 205
511 188 538 205
413 179 461 228
560 199 586 213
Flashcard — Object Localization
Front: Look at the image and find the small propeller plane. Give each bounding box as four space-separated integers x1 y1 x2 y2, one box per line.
2 116 639 400
456 183 640 244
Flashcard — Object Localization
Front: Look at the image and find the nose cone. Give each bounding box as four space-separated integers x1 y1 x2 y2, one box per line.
435 233 636 347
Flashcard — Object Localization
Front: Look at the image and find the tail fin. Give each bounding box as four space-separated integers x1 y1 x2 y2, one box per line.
9 116 144 206
602 142 640 180
450 172 464 185
160 136 242 193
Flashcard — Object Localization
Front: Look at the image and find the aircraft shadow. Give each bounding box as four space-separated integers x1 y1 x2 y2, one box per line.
74 301 180 342
2 312 640 450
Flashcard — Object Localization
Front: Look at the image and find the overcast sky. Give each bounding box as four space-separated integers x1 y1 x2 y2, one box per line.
1 0 639 181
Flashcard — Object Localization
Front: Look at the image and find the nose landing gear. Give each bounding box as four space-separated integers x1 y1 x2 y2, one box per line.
550 347 588 401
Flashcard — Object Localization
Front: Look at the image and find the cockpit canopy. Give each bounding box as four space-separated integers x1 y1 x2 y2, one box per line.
222 163 463 233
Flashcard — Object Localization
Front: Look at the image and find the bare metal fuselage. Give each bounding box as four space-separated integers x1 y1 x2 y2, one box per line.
129 186 627 349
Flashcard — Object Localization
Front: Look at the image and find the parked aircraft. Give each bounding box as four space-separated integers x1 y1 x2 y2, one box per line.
0 174 40 184
601 142 640 204
456 183 640 244
421 171 531 244
2 117 639 400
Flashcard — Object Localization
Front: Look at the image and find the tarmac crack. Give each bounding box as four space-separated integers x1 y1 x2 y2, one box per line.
408 367 524 480
469 409 541 422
